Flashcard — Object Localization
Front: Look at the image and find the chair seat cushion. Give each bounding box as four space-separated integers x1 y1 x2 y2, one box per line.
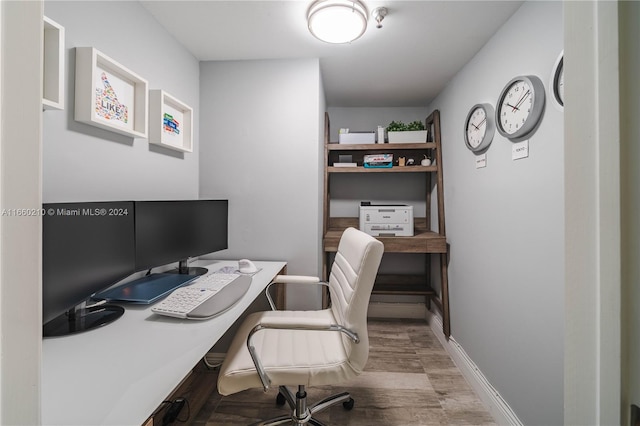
217 309 359 396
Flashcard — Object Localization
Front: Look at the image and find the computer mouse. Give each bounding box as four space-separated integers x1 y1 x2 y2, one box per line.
238 259 258 274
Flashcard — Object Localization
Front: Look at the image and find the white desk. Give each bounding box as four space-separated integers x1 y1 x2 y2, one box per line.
42 260 286 426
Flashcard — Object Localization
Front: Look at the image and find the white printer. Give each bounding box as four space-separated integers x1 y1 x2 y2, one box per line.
359 203 414 237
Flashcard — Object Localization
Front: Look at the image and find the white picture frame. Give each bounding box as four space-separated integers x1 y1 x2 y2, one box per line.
43 16 65 110
148 90 193 152
74 47 148 138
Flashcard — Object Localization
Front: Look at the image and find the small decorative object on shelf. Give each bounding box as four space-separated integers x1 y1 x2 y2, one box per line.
421 155 431 166
386 120 428 143
335 153 357 167
377 126 385 143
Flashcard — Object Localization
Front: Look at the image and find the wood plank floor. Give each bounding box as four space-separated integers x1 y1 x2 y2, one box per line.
190 318 496 425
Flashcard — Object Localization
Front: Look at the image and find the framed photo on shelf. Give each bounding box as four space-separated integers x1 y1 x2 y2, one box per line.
74 47 148 138
148 89 193 152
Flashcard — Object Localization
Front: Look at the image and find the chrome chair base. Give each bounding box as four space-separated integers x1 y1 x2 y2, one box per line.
250 385 354 426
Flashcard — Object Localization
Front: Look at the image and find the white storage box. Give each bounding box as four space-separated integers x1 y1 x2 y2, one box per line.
387 130 428 143
339 131 376 144
359 204 414 237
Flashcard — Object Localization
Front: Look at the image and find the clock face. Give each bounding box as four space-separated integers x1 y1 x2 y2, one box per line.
553 55 564 107
496 75 545 142
466 107 486 148
499 80 533 134
464 103 495 152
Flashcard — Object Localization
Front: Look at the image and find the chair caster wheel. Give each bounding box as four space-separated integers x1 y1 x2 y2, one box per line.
343 398 355 410
276 392 286 406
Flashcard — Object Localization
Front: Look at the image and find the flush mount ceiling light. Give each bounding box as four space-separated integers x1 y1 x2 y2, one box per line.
307 0 368 44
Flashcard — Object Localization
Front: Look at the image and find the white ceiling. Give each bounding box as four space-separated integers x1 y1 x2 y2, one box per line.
140 0 524 107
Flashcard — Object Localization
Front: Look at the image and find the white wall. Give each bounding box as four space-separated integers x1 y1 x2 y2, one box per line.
0 1 43 423
564 2 624 424
199 59 323 310
427 2 564 425
43 1 200 202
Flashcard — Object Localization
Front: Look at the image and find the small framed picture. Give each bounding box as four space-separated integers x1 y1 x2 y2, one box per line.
148 90 193 152
75 47 148 138
43 16 65 110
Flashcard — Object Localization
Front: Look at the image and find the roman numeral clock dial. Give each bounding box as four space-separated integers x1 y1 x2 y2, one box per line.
496 75 545 142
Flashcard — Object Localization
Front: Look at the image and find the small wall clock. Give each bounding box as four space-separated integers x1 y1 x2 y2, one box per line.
496 75 546 142
463 103 495 153
550 51 564 109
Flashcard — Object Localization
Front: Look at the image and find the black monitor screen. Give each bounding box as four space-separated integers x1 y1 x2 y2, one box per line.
134 200 228 272
42 202 136 327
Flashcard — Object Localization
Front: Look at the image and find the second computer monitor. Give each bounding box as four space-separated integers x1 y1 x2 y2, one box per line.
134 200 228 273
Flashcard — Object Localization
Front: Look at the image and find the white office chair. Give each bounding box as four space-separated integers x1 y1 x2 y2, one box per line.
217 227 384 425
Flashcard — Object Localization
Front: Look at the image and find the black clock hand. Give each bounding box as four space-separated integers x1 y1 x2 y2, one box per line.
513 90 531 111
470 117 486 131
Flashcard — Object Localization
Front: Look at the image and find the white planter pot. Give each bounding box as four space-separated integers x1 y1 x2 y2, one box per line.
387 130 428 143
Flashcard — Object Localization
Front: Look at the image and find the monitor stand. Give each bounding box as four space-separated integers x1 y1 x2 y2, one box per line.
167 259 208 277
43 303 124 338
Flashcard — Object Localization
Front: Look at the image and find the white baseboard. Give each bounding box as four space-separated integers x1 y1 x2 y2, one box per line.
367 302 427 319
426 311 523 426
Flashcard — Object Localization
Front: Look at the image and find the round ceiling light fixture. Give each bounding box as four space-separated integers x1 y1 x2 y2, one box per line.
307 0 368 44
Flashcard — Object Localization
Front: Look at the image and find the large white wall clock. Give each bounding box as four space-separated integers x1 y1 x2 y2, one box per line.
464 103 495 153
496 75 546 142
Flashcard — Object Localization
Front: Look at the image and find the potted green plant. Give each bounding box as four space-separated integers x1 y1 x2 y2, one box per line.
386 120 428 143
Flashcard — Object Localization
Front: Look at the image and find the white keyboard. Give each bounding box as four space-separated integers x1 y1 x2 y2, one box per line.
152 273 252 319
191 273 242 291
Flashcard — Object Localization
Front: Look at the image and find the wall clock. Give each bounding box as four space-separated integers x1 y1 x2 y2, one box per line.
550 51 564 108
496 75 546 142
463 103 495 153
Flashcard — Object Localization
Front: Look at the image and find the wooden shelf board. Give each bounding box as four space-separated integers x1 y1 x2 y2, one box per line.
328 165 437 173
372 286 435 295
323 228 446 253
327 142 437 150
372 274 436 295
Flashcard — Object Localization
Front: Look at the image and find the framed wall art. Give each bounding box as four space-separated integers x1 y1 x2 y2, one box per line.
74 47 148 138
148 90 193 152
43 16 65 110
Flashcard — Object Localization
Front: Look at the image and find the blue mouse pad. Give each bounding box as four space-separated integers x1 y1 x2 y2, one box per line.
94 273 198 304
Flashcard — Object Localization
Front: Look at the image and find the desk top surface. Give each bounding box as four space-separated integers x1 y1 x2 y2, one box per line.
42 260 286 426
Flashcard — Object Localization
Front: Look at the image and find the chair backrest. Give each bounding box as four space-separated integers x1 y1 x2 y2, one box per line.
328 227 384 372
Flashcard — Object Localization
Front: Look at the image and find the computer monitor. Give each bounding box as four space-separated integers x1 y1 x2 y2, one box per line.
134 200 228 275
42 201 136 337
